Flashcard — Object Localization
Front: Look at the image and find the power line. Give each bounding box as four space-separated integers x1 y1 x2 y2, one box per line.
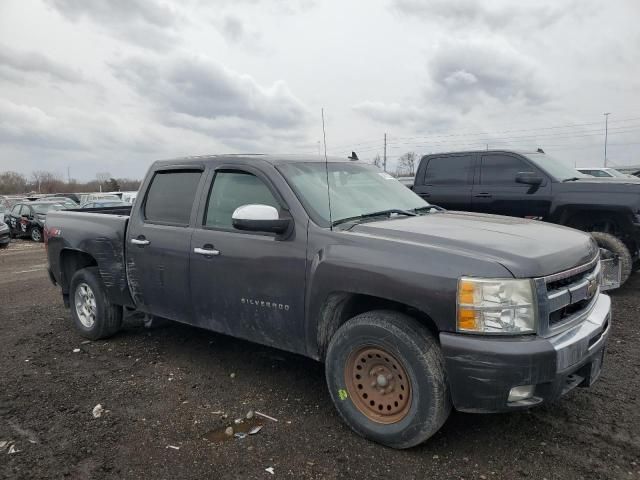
340 126 640 155
322 114 640 152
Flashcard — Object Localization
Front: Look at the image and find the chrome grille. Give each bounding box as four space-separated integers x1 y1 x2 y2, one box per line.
536 255 601 335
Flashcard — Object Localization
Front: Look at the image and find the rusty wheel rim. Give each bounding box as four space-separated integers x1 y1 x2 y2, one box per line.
345 346 412 424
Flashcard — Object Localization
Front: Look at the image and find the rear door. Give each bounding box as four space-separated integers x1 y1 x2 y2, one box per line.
472 153 552 219
189 164 308 353
412 153 476 210
126 168 206 322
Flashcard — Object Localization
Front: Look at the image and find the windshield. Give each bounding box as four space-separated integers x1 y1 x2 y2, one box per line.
277 162 429 227
33 203 63 214
523 153 589 181
604 168 629 178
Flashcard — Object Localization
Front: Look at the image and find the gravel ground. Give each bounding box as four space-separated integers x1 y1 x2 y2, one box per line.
1 239 639 480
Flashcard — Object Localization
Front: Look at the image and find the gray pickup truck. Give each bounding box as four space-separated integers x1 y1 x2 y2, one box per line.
46 154 612 448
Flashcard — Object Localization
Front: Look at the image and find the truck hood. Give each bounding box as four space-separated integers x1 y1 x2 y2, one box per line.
348 211 597 278
559 177 640 193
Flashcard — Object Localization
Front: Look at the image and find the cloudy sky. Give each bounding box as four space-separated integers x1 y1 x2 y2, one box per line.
0 0 639 180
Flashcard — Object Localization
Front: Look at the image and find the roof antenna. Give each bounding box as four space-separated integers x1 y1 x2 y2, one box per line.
348 151 359 161
321 108 333 231
537 147 545 153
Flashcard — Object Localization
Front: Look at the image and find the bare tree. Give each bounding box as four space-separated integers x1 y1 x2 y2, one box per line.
0 170 141 195
96 172 111 192
30 171 64 194
0 171 28 195
371 154 382 169
396 152 417 176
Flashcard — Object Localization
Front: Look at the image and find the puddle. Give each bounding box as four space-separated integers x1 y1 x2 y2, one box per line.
203 418 264 443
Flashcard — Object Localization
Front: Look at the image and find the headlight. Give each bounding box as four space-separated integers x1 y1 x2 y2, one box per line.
457 277 537 334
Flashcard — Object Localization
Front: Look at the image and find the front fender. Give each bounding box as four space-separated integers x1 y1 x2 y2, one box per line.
304 233 512 358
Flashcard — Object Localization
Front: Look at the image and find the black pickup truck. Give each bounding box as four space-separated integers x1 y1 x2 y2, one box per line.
412 150 640 286
46 154 612 448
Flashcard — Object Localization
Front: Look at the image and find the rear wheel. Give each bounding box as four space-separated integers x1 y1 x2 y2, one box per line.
70 267 122 340
591 232 632 286
325 310 450 449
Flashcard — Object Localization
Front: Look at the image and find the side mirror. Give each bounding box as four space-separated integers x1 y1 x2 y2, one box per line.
515 172 543 186
232 204 291 234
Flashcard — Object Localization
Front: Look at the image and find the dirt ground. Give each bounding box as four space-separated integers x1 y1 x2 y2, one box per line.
1 239 639 480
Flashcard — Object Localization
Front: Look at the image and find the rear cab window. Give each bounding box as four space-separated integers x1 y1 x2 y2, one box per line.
144 170 202 226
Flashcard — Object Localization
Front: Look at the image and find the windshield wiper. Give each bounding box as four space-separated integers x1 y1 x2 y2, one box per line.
413 205 445 214
331 209 416 227
562 177 581 182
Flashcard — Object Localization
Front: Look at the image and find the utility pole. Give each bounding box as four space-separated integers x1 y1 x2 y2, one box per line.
383 133 387 172
67 166 71 184
603 112 610 167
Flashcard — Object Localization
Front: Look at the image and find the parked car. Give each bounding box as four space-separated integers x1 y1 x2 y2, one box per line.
80 200 129 209
46 154 611 448
7 201 65 242
412 150 640 286
79 193 121 204
0 219 10 248
120 191 138 204
576 167 637 179
49 192 82 204
40 197 78 208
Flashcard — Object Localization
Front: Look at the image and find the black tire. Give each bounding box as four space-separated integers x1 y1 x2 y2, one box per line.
591 231 632 286
325 310 451 449
69 267 122 340
30 227 42 242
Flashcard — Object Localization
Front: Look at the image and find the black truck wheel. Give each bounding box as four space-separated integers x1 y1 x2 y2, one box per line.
591 232 632 286
325 310 451 449
30 227 42 242
69 267 122 340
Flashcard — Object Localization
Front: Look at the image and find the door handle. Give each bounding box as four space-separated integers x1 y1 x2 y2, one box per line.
194 247 220 256
474 193 492 198
131 238 150 246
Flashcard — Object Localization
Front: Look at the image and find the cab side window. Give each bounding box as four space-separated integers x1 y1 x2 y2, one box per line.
20 205 31 217
204 171 279 229
480 155 532 185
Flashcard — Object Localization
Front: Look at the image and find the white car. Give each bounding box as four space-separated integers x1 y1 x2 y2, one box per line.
576 167 636 179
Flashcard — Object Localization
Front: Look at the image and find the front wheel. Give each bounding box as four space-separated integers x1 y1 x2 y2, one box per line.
30 227 42 242
325 310 451 449
591 232 632 286
70 267 123 340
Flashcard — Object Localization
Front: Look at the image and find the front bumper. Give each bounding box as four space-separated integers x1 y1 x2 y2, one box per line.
0 229 9 245
440 293 611 413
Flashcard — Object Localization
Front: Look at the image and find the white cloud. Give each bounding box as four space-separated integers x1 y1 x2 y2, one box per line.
0 43 83 84
45 0 185 50
110 53 310 129
428 39 550 110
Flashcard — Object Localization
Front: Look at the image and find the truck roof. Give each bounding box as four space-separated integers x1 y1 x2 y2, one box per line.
421 149 544 157
152 154 354 168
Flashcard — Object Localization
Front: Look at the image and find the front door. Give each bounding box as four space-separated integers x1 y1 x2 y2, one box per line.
412 154 476 211
189 167 307 353
472 153 552 219
126 168 205 322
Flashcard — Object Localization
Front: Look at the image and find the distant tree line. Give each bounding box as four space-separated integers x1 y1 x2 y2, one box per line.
368 151 418 176
0 171 141 195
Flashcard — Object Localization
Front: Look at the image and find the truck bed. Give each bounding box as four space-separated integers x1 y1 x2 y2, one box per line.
46 207 134 307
